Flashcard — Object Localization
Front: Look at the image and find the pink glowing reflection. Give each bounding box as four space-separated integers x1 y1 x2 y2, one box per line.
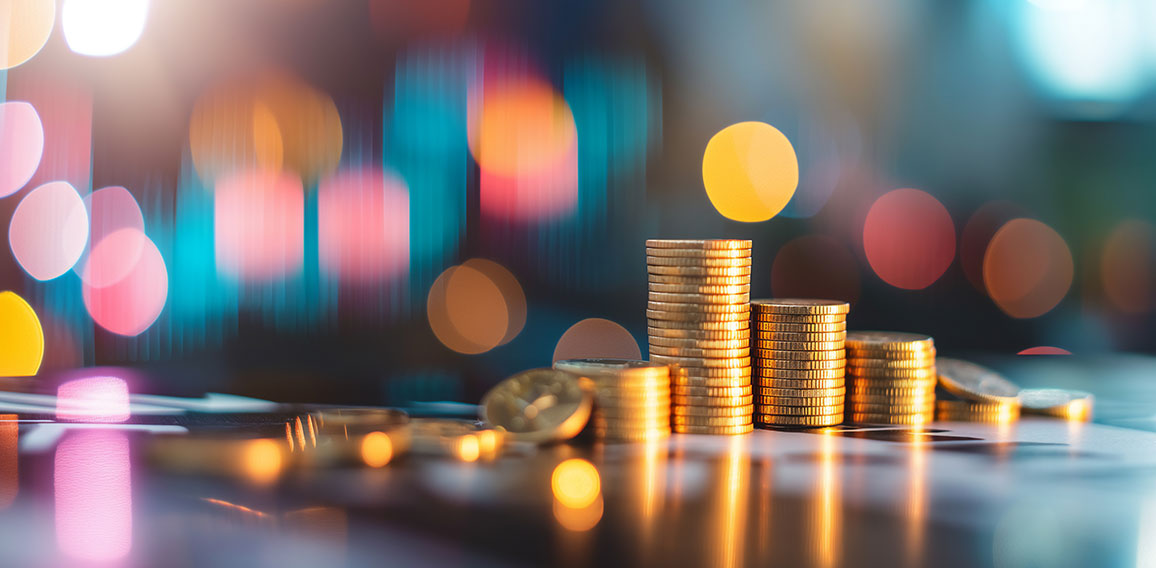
214 169 304 281
57 375 130 423
0 101 45 198
78 186 145 287
318 168 410 283
8 181 89 281
55 430 132 563
1018 346 1072 355
82 228 168 336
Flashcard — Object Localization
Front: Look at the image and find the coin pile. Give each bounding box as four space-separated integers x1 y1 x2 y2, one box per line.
751 299 848 428
645 239 753 435
845 332 936 425
553 359 671 442
934 358 1021 424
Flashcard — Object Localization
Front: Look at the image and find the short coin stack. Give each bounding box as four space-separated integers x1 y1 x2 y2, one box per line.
553 358 671 442
751 299 849 428
645 239 753 435
934 358 1021 424
935 399 1019 423
844 332 936 425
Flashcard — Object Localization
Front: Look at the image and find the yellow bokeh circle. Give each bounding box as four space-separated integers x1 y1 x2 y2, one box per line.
0 291 44 376
702 121 799 223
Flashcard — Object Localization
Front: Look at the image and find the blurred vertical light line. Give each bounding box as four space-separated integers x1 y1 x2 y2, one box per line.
29 274 93 366
388 45 468 313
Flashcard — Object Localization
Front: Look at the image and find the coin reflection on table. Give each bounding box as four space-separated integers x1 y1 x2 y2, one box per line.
552 458 604 531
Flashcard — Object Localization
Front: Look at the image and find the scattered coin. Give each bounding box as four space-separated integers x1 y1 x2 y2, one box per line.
936 358 1021 404
1017 388 1094 421
480 368 593 444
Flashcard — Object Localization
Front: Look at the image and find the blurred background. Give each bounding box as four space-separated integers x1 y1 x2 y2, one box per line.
1 0 1154 405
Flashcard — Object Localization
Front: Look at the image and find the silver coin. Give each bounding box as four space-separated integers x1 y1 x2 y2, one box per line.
936 358 1020 404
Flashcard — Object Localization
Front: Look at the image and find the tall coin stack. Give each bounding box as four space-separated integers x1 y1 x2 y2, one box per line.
844 332 937 425
646 239 753 436
751 299 849 428
553 359 672 442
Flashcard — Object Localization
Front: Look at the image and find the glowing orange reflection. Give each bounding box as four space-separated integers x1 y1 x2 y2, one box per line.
863 188 955 290
554 494 603 532
552 318 642 362
361 431 393 468
984 218 1073 318
702 121 799 223
0 416 16 510
906 430 928 566
455 434 480 463
428 259 526 354
553 459 603 532
55 430 132 562
812 430 841 568
712 436 750 568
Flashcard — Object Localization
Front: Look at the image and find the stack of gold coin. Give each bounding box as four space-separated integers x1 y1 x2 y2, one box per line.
845 332 936 425
553 358 671 442
935 399 1020 423
751 299 848 428
645 239 753 435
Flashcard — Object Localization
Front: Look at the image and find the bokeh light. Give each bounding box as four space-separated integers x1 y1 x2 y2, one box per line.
428 259 526 354
62 0 149 57
214 168 304 281
190 74 342 182
554 494 603 532
0 291 44 376
454 434 480 463
77 186 145 286
1018 346 1072 355
242 439 283 485
468 68 578 221
56 375 130 423
83 228 168 336
862 188 955 290
1101 219 1155 314
318 168 410 284
0 101 45 198
771 235 860 304
360 432 393 468
551 458 600 509
0 0 55 69
960 201 1025 293
8 181 89 281
702 121 799 223
54 431 132 563
552 317 641 362
983 218 1074 319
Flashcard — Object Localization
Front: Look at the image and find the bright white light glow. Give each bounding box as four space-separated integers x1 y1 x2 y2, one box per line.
62 0 149 57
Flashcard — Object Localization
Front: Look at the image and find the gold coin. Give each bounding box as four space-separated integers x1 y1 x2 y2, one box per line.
647 312 751 324
592 423 671 435
845 330 934 348
755 414 842 427
651 355 751 368
847 401 936 414
847 392 934 406
649 345 749 359
753 313 846 324
595 393 671 408
750 299 850 315
645 239 751 250
673 366 752 379
846 412 934 426
671 394 754 407
648 292 750 305
753 331 845 343
846 367 937 380
754 368 844 380
935 358 1021 405
755 355 845 367
647 265 751 277
646 256 752 268
480 368 593 444
593 429 671 442
754 322 846 333
936 399 1019 414
671 414 753 426
754 348 845 361
670 375 751 388
670 385 752 397
592 412 670 425
647 301 750 314
754 386 846 398
649 336 749 350
756 404 843 416
673 423 754 435
754 377 844 389
642 310 749 321
648 327 750 341
847 358 936 370
554 358 668 375
754 340 845 351
755 395 845 407
648 274 751 286
645 246 750 258
849 386 936 398
649 282 749 295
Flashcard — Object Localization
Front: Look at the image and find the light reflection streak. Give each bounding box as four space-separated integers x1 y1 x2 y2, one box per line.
755 455 772 561
55 430 132 563
552 458 603 533
906 430 928 567
0 416 16 510
713 436 749 568
812 429 841 568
